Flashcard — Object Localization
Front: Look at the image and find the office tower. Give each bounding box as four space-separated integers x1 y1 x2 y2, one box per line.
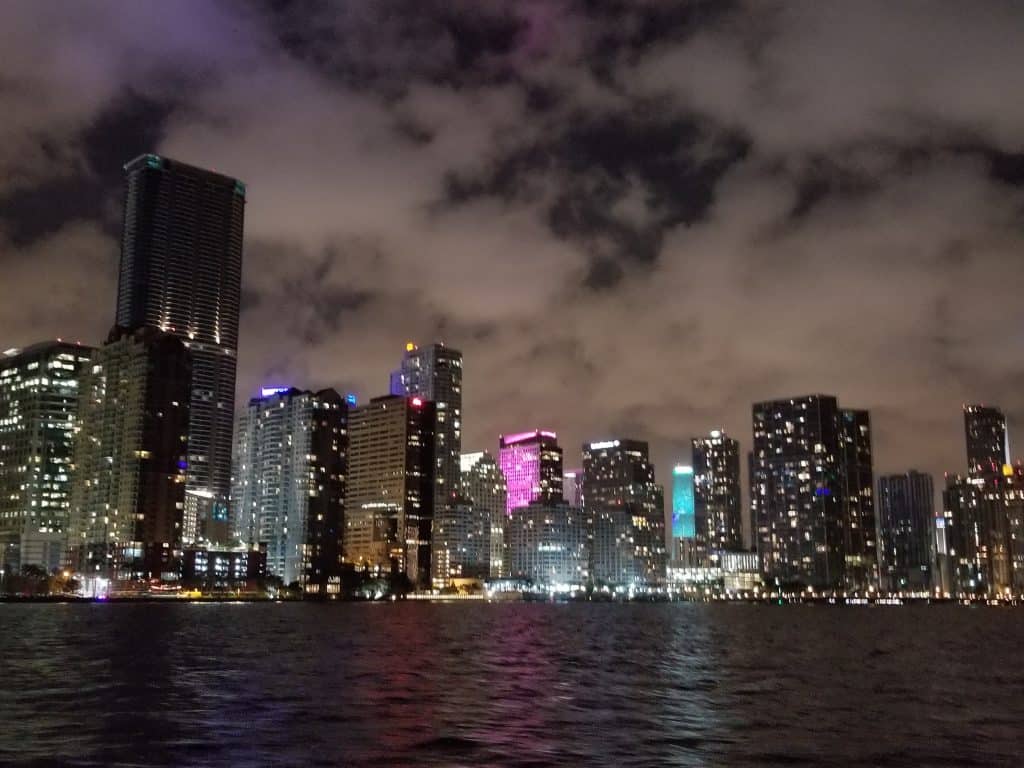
506 499 587 586
431 498 489 588
877 471 934 592
838 409 878 590
461 451 508 578
671 465 695 540
582 439 666 586
117 154 245 542
0 342 93 574
563 469 582 507
692 430 742 564
345 395 435 587
231 387 347 593
68 326 191 580
390 342 462 516
498 430 563 513
963 404 1008 479
752 395 875 591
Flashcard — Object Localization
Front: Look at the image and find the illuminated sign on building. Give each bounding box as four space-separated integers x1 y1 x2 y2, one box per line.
672 464 695 539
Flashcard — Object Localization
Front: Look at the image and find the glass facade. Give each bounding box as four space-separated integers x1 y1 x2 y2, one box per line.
672 465 695 540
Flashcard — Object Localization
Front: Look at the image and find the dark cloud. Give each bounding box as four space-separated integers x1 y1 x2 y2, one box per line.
2 0 1024 541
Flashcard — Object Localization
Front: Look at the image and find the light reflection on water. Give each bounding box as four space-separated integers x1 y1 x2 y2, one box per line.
1 603 1021 767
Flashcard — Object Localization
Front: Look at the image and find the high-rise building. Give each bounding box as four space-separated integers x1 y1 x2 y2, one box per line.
838 409 878 590
117 154 245 543
964 404 1008 479
563 469 582 507
877 471 934 593
460 451 507 578
390 343 462 517
671 465 695 541
231 387 347 593
506 499 587 586
431 498 489 588
0 342 93 574
68 326 191 580
345 395 435 587
581 439 666 586
692 430 742 564
498 430 563 513
751 395 875 591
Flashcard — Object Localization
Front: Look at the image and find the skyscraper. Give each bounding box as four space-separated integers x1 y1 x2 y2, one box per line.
581 439 666 586
231 387 347 593
117 154 245 543
345 395 435 587
390 343 462 517
562 469 582 507
461 451 508 578
68 326 191 580
431 498 489 588
671 465 695 541
877 471 934 592
692 430 742 564
751 395 875 591
838 409 878 590
0 341 93 574
964 404 1008 479
498 430 563 513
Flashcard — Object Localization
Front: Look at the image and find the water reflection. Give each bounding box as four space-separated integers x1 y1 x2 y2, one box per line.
1 603 1022 767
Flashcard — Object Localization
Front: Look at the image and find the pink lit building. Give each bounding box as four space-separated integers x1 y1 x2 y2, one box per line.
498 430 564 514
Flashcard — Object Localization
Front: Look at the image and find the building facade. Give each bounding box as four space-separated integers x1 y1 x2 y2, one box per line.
431 499 489 588
461 451 508 578
581 438 666 586
506 499 587 587
692 430 742 564
117 154 245 543
68 326 191 580
498 430 563 513
0 341 93 574
751 395 876 591
964 404 1008 479
877 471 934 592
345 395 435 587
231 387 347 592
390 343 462 520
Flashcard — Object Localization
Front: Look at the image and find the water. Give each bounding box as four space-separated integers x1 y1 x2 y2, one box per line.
0 603 1021 767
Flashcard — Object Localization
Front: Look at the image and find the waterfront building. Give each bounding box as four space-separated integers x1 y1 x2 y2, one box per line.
964 404 1008 480
0 341 93 574
231 387 347 593
345 395 435 586
460 451 507 578
751 395 877 591
67 326 191 580
692 430 742 564
390 342 462 517
498 430 563 513
181 544 267 592
117 154 245 543
581 438 666 586
506 499 587 586
877 471 934 592
431 498 488 588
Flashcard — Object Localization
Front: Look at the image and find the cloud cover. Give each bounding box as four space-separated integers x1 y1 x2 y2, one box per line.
2 0 1023 539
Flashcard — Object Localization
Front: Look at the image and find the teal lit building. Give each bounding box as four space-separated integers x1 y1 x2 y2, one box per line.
672 465 695 539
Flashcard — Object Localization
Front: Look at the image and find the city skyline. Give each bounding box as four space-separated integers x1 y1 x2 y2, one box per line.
2 4 1023 514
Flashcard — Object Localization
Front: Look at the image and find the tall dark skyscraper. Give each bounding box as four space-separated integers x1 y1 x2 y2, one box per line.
877 471 934 592
692 430 742 564
390 342 462 517
963 404 1008 479
117 154 245 543
838 409 878 590
581 439 666 586
68 326 192 581
751 395 876 591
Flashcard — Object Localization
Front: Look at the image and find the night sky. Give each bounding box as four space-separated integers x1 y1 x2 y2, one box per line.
2 1 1023 533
